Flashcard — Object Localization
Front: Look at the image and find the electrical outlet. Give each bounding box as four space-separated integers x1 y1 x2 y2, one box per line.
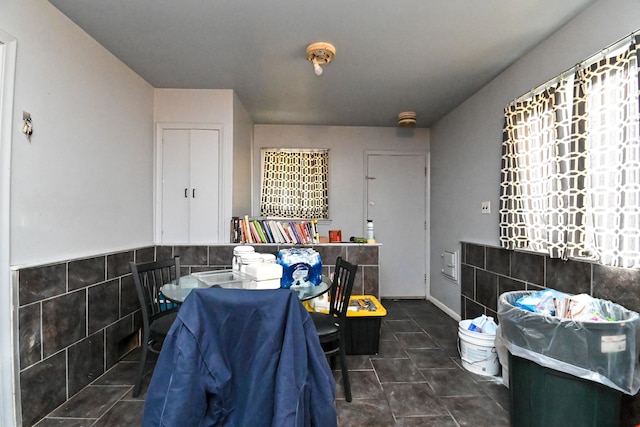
481 201 491 214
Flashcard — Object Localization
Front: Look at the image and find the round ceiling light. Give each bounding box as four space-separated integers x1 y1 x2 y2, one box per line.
306 42 336 76
398 111 417 127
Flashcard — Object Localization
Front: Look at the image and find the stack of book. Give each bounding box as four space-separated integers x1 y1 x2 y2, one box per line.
230 216 320 244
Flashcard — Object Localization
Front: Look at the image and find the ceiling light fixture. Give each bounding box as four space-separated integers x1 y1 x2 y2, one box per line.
306 42 336 76
398 111 417 127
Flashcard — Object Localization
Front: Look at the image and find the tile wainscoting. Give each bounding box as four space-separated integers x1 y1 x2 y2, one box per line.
459 241 640 319
14 243 378 426
459 241 640 425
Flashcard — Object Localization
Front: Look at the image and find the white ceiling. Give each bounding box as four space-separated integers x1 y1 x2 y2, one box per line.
49 0 597 128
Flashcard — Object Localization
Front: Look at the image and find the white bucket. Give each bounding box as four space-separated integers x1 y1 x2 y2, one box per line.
458 319 500 376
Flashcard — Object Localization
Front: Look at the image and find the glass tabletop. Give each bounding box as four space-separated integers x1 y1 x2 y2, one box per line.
160 270 331 303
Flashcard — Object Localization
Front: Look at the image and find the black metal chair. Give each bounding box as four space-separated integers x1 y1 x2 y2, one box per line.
310 256 357 402
130 256 181 397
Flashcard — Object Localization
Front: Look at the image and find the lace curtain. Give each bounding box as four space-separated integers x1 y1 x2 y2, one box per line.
500 38 640 268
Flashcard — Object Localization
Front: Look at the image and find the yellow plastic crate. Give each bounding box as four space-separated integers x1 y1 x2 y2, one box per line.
345 295 386 354
309 295 386 316
309 295 387 355
345 295 387 317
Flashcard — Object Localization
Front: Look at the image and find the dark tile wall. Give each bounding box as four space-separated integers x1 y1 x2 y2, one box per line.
16 243 379 426
459 241 640 426
460 241 640 320
17 247 150 426
183 243 380 297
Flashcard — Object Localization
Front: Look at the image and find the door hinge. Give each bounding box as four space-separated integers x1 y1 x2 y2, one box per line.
424 274 427 283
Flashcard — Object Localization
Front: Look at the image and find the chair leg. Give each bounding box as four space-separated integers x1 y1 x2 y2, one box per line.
338 344 351 402
133 332 149 398
329 354 336 370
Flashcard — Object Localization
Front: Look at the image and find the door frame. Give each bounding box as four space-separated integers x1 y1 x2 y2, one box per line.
154 123 225 244
364 150 430 298
0 31 20 426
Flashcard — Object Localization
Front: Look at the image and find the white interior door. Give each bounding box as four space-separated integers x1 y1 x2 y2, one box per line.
189 129 219 244
367 153 427 298
161 129 191 243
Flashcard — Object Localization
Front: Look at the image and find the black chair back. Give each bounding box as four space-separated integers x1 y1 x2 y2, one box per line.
129 256 180 397
313 256 357 402
131 256 181 322
328 256 357 320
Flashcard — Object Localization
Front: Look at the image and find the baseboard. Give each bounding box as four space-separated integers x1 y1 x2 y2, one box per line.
427 295 461 322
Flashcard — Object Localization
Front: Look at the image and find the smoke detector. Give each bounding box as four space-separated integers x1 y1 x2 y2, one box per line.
306 42 336 76
398 111 417 127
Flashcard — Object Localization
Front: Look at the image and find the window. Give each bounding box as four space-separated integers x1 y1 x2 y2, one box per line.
260 148 329 219
500 36 640 268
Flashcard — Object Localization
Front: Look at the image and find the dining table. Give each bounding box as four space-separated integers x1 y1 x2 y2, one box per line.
160 269 332 304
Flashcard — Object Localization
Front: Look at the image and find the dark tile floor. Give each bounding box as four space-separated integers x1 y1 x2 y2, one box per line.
35 299 510 426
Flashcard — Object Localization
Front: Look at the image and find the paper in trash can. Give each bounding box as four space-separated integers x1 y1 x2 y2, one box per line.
498 290 640 395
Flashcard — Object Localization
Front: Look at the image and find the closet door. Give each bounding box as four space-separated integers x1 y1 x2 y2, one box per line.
189 129 219 243
161 128 220 244
162 129 191 243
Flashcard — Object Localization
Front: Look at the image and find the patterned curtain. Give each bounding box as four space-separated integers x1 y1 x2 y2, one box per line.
260 149 329 219
500 83 572 257
573 39 640 268
500 38 640 268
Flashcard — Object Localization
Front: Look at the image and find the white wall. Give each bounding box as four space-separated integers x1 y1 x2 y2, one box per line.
429 0 640 314
154 89 234 124
253 125 429 238
232 92 253 216
153 89 239 241
2 0 155 267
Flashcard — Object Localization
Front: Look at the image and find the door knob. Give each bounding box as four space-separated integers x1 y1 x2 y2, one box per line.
369 201 375 206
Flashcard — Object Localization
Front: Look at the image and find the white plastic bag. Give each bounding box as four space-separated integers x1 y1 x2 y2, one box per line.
468 314 497 334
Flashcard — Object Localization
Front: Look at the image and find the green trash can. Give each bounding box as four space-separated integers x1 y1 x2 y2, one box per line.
509 353 621 427
497 291 640 427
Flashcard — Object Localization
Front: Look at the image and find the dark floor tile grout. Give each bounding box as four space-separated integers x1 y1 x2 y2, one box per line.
35 299 509 426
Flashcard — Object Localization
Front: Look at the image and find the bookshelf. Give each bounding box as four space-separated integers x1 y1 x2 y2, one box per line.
231 217 321 244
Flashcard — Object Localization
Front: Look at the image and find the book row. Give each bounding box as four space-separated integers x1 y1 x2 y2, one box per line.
231 216 320 244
